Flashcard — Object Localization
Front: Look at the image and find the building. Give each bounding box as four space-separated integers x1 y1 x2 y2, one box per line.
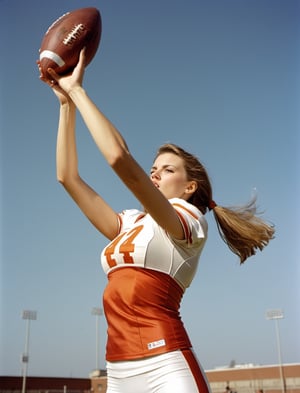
0 376 91 393
1 363 299 393
206 363 300 393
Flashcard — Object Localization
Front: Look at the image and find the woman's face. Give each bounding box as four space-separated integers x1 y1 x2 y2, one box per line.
150 152 196 200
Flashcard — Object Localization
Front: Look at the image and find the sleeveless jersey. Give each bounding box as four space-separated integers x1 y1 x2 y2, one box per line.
100 197 208 361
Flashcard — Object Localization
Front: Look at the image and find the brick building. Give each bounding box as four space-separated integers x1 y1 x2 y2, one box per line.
205 363 300 393
1 363 299 393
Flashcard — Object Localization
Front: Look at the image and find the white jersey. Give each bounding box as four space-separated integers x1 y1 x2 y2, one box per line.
101 198 207 290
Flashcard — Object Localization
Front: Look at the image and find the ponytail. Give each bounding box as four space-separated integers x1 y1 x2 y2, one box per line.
210 197 275 264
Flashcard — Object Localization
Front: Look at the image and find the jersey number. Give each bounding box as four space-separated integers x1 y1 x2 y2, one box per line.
104 225 144 268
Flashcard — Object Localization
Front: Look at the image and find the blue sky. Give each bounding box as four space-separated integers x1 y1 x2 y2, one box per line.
1 0 299 379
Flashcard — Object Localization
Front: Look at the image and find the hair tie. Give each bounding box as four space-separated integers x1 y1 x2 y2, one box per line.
208 200 217 211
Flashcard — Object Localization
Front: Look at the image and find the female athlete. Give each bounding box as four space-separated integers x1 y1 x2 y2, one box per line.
39 49 274 393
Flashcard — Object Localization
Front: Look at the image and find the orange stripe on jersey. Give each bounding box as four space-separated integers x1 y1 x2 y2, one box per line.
134 213 146 223
172 203 199 219
117 214 123 234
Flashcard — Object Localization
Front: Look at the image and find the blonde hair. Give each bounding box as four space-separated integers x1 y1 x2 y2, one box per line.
155 143 275 264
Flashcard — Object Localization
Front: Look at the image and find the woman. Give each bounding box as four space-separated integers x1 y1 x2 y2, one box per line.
39 49 274 393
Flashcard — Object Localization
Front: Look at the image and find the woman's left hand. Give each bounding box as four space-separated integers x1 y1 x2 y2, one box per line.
46 47 86 95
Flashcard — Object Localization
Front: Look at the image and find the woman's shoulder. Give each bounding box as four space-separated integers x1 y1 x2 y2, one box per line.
169 197 208 234
168 198 203 219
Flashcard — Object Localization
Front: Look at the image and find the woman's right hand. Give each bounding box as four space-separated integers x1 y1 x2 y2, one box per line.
37 60 71 105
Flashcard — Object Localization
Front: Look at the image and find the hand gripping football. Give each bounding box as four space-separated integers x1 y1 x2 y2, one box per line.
39 7 101 79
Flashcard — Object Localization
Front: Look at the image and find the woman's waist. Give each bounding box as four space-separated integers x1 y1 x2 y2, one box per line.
104 266 184 312
103 266 187 344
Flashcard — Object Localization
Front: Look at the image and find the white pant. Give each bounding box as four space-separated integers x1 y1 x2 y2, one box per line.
106 349 211 393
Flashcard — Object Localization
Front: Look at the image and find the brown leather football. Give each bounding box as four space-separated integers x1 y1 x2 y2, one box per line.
39 7 101 79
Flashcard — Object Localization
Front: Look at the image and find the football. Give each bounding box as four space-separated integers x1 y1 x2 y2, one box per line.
39 7 101 79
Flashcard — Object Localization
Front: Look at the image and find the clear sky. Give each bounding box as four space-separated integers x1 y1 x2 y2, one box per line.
1 0 299 379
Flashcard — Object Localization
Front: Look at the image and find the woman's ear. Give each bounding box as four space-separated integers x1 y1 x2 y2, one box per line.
185 180 198 196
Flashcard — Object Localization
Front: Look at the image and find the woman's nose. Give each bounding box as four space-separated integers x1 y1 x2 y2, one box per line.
151 170 160 180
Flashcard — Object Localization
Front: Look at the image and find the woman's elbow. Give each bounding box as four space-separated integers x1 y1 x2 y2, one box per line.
57 173 67 185
56 170 77 186
108 146 131 169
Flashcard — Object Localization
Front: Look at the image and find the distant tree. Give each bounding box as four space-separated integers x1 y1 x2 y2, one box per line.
229 359 236 368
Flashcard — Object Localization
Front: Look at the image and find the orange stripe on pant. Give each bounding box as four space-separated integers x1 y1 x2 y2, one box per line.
181 349 211 393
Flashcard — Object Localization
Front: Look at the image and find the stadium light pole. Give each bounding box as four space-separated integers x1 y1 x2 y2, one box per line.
21 310 37 393
91 307 103 375
266 309 285 393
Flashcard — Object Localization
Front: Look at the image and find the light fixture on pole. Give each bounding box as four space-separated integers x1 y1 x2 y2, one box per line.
266 309 285 393
21 310 37 393
91 307 103 377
